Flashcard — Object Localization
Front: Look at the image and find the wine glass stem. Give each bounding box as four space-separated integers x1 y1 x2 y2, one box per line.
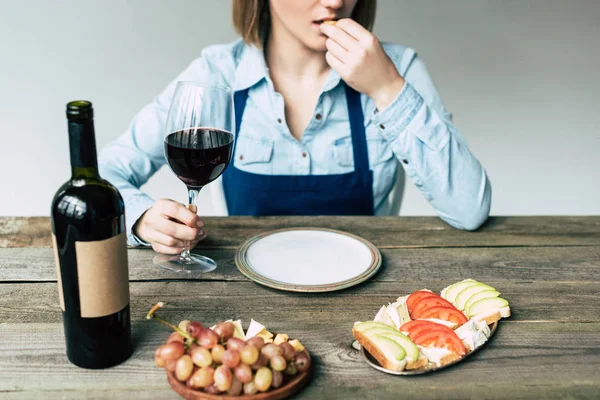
181 188 200 262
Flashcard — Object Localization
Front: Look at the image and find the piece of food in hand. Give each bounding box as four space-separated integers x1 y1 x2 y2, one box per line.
322 20 337 26
353 321 426 371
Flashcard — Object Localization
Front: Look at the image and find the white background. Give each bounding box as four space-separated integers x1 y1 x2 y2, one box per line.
1 0 598 216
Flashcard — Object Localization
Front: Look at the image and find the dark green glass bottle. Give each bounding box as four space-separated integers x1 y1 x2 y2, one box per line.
51 101 132 369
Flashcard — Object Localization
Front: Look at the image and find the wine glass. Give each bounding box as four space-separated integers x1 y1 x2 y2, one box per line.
153 81 235 273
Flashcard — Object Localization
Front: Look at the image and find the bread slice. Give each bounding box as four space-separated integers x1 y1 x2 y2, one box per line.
472 306 510 325
353 328 407 371
418 346 462 367
405 354 428 370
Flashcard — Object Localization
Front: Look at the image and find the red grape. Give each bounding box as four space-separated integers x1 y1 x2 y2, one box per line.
279 342 295 361
203 384 221 394
261 343 283 360
190 346 213 368
272 370 284 388
254 367 273 392
240 344 259 365
227 377 243 396
188 366 214 389
167 332 184 344
159 342 185 360
234 363 253 384
284 361 298 376
175 355 194 381
295 352 311 372
246 336 265 351
251 354 269 370
213 322 235 342
243 381 258 395
198 328 219 349
154 355 165 368
227 337 245 352
214 365 233 392
222 348 241 368
165 359 177 373
211 344 225 364
186 321 204 339
270 355 287 372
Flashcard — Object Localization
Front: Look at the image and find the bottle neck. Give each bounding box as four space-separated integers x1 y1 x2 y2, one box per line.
68 120 99 179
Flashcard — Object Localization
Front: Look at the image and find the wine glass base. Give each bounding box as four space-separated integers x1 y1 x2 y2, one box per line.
153 253 217 273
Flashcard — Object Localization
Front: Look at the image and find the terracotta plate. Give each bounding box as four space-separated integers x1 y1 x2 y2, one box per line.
167 350 312 399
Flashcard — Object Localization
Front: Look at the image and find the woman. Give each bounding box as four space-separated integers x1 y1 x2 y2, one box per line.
99 0 491 254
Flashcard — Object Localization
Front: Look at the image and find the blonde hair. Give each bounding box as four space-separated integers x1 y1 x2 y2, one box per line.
232 0 377 47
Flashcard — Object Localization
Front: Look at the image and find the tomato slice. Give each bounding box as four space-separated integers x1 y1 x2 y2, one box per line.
413 330 466 355
407 324 455 341
418 306 468 326
411 295 455 319
399 320 440 333
406 291 439 313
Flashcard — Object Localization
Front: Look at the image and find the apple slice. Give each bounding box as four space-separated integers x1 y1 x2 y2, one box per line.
467 297 509 318
464 289 501 312
455 283 496 311
374 335 406 361
359 328 420 362
441 279 478 303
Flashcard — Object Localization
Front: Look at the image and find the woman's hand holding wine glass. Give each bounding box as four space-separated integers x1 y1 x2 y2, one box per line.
134 199 207 255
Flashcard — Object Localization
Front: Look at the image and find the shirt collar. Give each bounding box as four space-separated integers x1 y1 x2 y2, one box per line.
233 42 344 93
233 44 269 91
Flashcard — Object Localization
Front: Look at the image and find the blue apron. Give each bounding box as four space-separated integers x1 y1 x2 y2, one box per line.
222 83 374 216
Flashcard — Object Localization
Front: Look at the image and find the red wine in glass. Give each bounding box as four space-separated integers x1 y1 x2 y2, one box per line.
164 128 234 188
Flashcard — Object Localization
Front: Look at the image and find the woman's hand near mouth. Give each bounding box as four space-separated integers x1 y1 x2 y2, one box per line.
320 18 405 111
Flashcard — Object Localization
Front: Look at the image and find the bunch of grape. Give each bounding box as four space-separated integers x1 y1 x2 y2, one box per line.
154 320 311 395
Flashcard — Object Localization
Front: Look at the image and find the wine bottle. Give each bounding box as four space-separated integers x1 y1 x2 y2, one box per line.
51 101 133 369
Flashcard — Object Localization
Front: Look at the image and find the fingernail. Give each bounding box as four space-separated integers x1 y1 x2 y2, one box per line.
196 229 205 238
196 220 204 228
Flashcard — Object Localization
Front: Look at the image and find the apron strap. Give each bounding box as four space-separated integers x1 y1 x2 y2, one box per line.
232 88 250 154
344 84 369 172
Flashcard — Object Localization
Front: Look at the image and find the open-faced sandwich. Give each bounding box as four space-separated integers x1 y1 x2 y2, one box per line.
353 279 511 372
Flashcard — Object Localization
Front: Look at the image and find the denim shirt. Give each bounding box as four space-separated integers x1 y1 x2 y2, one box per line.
98 39 491 247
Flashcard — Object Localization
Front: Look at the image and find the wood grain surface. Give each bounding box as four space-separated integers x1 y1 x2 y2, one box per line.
1 216 599 399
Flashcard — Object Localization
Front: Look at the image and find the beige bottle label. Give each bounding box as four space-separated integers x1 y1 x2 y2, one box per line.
53 232 130 318
51 234 66 311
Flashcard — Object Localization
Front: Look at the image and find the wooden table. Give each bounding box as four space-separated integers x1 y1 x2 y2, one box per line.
1 216 599 399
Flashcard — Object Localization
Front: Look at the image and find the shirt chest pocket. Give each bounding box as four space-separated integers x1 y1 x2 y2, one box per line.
234 135 274 174
332 136 394 169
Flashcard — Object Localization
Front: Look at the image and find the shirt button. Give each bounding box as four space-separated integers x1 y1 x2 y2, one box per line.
380 124 385 130
302 152 307 158
315 113 322 120
277 118 282 124
402 159 409 164
239 155 244 161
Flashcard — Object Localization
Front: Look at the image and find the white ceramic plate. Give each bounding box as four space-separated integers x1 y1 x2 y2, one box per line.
235 228 381 292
